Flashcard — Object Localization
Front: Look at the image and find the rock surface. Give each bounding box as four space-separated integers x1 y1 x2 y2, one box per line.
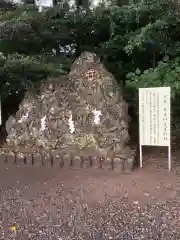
5 115 16 134
6 52 135 166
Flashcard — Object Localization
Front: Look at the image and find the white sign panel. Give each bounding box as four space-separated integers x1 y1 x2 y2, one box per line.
35 0 53 7
139 87 171 170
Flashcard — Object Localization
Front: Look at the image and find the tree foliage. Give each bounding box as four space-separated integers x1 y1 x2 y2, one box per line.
1 0 180 127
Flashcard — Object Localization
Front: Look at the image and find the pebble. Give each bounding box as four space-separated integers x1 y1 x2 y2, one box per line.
0 169 180 240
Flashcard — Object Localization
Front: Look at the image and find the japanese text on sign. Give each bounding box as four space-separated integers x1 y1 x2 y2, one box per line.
139 87 170 146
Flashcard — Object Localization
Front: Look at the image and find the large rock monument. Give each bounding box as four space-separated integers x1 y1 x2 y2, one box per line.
6 52 136 170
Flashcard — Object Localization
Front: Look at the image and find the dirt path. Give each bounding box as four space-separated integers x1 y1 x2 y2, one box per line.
0 156 180 239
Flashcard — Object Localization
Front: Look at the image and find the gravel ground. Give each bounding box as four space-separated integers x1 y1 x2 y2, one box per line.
0 159 180 240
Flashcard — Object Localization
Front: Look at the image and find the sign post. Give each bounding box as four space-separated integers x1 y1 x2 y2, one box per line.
139 87 171 170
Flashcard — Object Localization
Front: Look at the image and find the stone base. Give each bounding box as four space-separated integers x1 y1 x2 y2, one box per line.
123 157 134 173
0 147 136 173
113 157 124 173
32 153 43 166
25 154 33 165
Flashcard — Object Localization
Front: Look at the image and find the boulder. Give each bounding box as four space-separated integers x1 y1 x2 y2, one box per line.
6 52 136 167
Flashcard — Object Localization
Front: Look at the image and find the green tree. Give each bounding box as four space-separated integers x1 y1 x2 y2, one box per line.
1 0 180 130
